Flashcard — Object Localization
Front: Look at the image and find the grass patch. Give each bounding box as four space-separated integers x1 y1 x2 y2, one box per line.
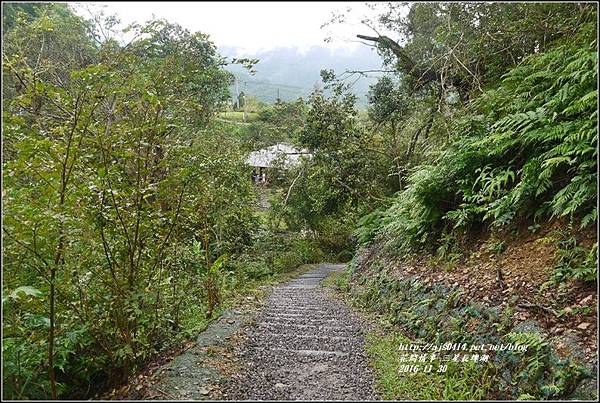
341 264 591 400
321 267 351 291
322 267 495 400
365 332 494 400
218 111 259 122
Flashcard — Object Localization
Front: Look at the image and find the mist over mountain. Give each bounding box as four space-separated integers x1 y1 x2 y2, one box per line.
219 45 385 108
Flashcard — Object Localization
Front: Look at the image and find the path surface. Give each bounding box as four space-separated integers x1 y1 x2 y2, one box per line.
225 264 378 400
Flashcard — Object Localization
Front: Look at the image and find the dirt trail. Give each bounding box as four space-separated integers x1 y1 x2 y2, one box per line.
225 263 378 400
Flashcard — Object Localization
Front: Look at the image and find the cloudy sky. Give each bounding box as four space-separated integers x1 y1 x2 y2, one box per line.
73 2 390 54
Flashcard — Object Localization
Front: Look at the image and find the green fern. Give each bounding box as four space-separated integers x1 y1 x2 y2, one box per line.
360 22 597 256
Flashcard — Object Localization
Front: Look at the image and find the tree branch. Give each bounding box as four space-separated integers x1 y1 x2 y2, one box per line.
283 168 303 206
357 34 463 91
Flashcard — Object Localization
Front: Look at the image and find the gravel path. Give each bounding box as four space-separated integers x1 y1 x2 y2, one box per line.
226 264 378 400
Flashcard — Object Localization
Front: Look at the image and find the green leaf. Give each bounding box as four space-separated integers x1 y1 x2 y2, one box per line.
10 286 44 300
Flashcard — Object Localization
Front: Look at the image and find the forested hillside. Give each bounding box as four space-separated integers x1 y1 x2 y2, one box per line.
221 45 382 106
2 2 598 401
1 3 322 399
280 2 598 400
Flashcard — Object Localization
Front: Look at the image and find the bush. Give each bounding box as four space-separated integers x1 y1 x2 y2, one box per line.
357 24 597 256
551 230 598 283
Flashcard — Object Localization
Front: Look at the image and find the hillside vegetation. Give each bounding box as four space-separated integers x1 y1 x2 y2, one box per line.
1 4 322 399
1 2 597 401
356 22 597 259
222 45 382 106
276 3 598 400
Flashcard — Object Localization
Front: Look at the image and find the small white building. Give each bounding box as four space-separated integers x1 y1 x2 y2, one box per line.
246 143 310 184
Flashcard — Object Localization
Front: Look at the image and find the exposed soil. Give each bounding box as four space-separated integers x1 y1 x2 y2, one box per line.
355 220 597 373
224 264 378 400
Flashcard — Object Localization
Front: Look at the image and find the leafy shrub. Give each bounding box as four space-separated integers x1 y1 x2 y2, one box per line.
273 251 305 273
315 216 356 258
241 261 273 280
1 9 256 399
354 208 388 246
551 231 598 283
347 266 588 399
289 238 325 264
501 332 587 399
363 23 597 255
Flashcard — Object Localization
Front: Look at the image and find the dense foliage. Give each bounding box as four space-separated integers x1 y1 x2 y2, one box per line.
2 2 598 400
302 3 598 280
2 4 265 399
366 23 597 255
266 3 597 272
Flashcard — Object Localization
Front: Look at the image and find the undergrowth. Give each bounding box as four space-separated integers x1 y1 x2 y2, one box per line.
366 332 494 400
354 24 598 286
328 262 592 400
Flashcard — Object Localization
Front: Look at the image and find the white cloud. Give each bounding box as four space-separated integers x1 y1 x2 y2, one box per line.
73 1 387 53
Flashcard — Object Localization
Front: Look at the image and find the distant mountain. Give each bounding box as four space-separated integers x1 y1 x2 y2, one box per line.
219 45 385 108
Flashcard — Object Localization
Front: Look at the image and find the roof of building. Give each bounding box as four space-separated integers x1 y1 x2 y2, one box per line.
246 143 311 169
